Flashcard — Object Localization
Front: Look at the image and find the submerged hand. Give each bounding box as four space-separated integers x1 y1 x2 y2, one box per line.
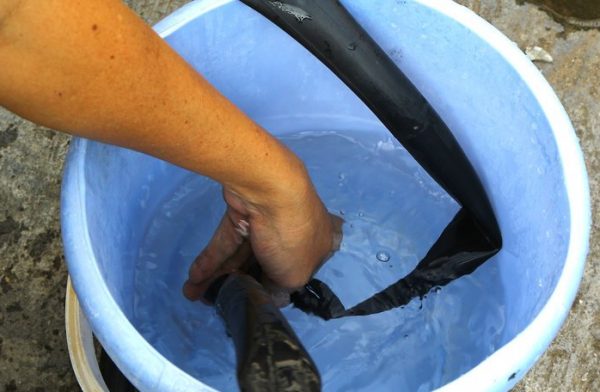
183 171 342 303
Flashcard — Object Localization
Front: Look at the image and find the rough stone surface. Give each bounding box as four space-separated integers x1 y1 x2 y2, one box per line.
0 0 598 391
0 2 186 391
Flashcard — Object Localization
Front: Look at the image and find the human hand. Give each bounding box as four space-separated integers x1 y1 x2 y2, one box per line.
0 0 342 305
183 170 343 304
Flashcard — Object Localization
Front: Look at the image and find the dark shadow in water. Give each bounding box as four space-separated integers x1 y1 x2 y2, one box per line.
520 0 600 29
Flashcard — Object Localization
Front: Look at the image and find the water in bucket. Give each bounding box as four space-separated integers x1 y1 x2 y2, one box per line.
61 1 589 390
131 128 506 391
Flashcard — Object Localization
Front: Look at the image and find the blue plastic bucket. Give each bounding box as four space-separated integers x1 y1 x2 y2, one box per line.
61 0 591 390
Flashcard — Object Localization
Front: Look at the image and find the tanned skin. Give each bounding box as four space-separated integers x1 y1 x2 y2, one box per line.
0 0 341 300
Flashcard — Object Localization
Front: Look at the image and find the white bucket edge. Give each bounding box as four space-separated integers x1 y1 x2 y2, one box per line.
62 1 591 391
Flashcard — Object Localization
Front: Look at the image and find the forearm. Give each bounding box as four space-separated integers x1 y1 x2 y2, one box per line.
0 0 307 203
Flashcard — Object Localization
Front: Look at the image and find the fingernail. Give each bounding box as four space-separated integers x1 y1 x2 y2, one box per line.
235 219 250 238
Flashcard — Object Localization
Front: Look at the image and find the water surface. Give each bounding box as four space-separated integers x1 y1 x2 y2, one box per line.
132 129 506 391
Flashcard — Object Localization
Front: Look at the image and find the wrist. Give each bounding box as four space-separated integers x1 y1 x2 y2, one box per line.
224 141 314 213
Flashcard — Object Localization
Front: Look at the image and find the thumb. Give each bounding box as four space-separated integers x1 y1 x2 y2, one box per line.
186 207 247 286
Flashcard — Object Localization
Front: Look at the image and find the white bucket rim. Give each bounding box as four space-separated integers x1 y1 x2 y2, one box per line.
65 277 110 392
61 1 591 391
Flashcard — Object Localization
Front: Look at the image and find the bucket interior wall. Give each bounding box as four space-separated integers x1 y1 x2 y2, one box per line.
78 0 570 388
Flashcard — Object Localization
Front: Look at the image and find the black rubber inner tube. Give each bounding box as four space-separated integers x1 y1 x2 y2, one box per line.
101 2 504 391
239 0 502 319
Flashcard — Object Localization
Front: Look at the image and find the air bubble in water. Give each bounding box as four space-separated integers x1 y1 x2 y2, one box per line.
376 251 390 262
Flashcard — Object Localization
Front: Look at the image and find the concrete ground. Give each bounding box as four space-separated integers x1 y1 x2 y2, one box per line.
0 0 597 391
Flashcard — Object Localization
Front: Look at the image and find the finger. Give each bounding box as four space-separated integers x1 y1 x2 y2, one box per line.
221 240 253 274
188 209 247 284
184 241 253 301
182 279 212 302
